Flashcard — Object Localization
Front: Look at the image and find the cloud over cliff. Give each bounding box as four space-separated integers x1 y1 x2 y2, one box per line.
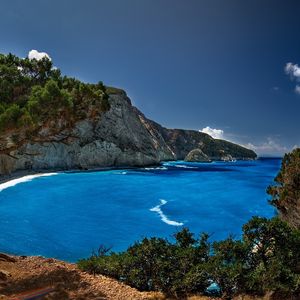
28 50 51 61
200 126 224 139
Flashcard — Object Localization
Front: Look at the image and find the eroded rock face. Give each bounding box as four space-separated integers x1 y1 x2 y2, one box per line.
0 155 16 175
0 90 256 177
184 149 211 162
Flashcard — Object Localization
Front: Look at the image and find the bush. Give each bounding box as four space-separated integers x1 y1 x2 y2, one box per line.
0 104 23 131
77 218 300 299
78 229 211 298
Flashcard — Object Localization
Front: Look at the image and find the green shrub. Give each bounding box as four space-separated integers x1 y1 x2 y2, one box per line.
0 52 110 134
78 229 211 298
78 218 300 299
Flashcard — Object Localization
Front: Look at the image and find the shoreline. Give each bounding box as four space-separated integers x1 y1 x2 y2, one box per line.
0 157 265 186
0 164 160 185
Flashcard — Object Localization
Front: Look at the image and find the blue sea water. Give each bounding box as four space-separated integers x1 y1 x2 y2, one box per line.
0 158 281 262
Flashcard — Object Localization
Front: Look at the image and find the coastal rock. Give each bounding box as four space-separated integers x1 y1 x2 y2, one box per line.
220 154 234 161
0 155 15 175
0 270 10 281
185 148 211 162
0 89 256 177
0 254 16 263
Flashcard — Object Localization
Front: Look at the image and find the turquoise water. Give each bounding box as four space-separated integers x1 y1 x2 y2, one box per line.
0 158 281 262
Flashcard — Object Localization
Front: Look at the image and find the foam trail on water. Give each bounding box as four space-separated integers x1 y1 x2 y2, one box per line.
144 167 168 170
174 165 197 169
150 199 183 226
0 173 58 192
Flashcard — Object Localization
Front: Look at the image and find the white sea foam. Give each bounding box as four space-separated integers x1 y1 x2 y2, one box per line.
150 199 183 226
144 167 168 170
174 165 197 169
0 173 58 192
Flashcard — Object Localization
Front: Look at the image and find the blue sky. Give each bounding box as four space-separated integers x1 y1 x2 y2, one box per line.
0 0 299 156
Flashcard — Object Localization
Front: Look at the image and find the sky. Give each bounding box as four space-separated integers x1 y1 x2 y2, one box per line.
0 0 299 156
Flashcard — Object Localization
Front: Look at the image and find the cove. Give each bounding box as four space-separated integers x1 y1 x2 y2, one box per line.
0 158 281 262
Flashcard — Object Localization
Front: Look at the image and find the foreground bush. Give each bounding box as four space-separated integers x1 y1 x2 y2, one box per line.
78 229 211 298
77 217 300 299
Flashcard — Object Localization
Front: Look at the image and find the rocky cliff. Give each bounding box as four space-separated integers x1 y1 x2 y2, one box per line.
0 89 256 177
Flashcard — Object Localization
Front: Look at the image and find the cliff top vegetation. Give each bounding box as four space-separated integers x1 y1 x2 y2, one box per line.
0 53 110 136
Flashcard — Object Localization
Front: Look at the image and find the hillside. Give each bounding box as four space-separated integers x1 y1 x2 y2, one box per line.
0 253 157 299
0 53 256 178
268 148 300 228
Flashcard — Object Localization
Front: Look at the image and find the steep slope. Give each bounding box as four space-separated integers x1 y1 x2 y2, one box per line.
0 90 174 176
0 52 256 177
0 88 256 177
136 109 256 161
0 253 158 299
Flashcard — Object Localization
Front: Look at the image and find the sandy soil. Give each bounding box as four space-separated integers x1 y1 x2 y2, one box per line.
0 253 160 300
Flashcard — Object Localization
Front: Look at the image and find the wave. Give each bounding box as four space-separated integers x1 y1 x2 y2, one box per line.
150 199 183 226
0 173 58 192
173 164 197 169
144 167 168 170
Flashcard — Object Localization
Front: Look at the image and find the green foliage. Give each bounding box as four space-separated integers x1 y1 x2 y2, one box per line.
207 237 249 299
78 228 211 298
78 218 300 299
0 52 110 135
0 104 23 131
242 217 300 295
267 149 300 214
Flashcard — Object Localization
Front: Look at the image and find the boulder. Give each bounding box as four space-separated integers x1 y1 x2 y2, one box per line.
184 149 211 162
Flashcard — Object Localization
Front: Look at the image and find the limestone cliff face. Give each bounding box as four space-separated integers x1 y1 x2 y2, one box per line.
137 113 256 161
0 89 256 177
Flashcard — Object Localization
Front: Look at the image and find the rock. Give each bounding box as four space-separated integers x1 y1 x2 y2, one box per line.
0 90 256 177
0 253 16 263
141 118 257 161
184 149 211 162
221 154 233 161
0 270 10 281
0 155 15 175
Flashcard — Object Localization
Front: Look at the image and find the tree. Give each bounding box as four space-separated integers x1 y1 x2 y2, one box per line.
267 148 300 228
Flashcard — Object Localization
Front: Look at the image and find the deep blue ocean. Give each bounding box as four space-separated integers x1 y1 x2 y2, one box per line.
0 158 281 262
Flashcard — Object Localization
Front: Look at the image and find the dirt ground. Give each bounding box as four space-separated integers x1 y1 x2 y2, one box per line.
0 253 281 300
0 253 159 299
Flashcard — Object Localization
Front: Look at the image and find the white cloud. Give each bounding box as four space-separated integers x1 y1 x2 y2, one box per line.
200 127 293 156
284 62 300 95
28 49 51 61
295 85 300 95
243 138 289 156
200 126 224 139
285 62 300 79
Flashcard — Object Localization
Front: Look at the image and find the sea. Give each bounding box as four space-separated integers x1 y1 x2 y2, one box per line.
0 158 281 262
